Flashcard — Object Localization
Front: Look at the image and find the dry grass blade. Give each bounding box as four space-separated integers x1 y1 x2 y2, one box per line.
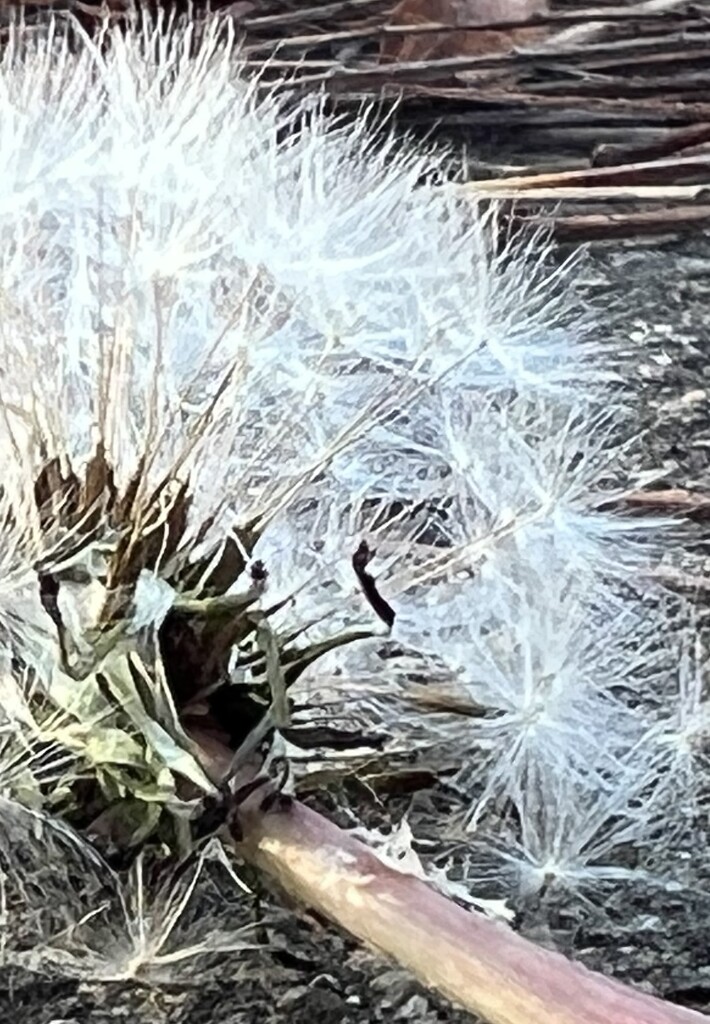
467 185 708 201
468 155 710 191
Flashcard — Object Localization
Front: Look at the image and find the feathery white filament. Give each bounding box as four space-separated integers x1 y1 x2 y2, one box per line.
0 13 688 949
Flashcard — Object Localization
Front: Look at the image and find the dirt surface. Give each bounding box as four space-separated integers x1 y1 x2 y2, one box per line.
0 929 475 1024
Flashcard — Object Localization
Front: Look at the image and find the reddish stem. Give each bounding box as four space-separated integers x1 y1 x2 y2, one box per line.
236 799 707 1024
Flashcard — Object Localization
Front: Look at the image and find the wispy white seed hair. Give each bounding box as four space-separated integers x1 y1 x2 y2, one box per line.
473 753 659 901
0 802 254 980
0 12 686 938
0 16 604 619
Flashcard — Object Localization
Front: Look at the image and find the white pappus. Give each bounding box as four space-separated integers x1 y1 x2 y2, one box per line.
0 11 698 977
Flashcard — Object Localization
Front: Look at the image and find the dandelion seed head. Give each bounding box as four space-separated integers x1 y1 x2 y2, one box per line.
0 13 689 955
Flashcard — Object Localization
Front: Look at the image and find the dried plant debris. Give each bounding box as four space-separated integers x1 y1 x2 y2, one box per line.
352 540 396 629
1 443 390 860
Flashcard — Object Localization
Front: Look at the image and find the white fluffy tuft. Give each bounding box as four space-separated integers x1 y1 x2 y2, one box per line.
0 13 693 957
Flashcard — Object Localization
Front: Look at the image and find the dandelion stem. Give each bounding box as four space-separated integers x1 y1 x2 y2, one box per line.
234 799 706 1024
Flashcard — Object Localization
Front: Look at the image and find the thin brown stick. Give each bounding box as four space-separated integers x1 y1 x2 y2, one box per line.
267 29 710 89
523 205 710 243
618 487 710 520
467 154 710 191
241 0 386 30
592 123 710 167
243 6 697 53
469 185 707 201
235 799 707 1024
